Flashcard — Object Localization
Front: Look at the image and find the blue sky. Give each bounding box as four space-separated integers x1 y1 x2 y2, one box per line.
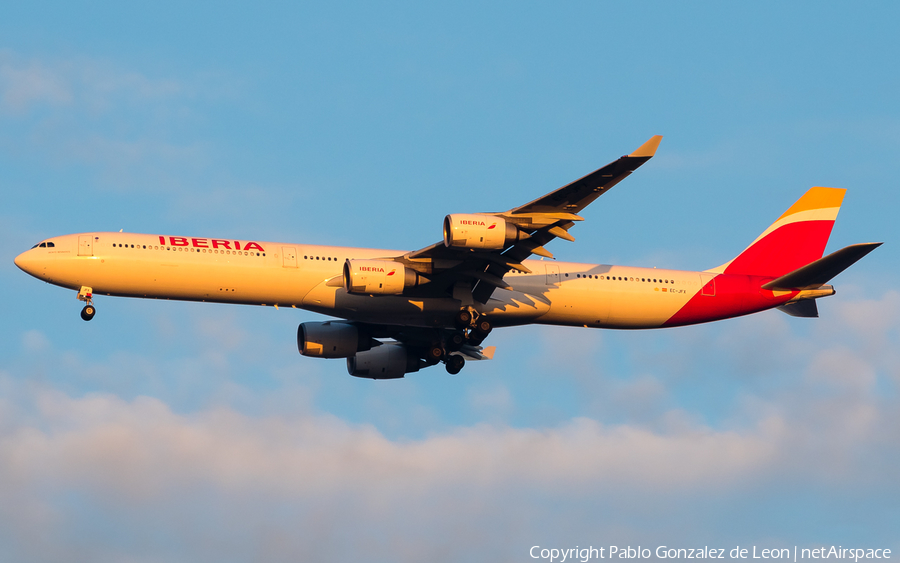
2 2 898 562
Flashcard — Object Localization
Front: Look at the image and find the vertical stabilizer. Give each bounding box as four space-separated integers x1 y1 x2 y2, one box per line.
709 187 846 277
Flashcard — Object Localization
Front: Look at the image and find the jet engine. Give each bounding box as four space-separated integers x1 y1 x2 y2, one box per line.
346 344 424 379
443 214 523 250
343 259 425 295
297 321 374 358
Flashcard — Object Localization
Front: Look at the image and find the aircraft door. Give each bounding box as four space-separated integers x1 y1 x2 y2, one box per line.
282 246 298 268
545 264 560 285
700 273 716 296
78 235 94 256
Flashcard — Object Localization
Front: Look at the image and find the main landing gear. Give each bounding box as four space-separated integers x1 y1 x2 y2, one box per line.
77 286 96 321
445 354 465 375
436 308 494 375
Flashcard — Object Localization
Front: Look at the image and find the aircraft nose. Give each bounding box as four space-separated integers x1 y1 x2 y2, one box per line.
14 250 38 276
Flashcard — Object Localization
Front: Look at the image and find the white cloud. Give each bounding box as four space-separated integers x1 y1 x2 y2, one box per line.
467 383 513 413
21 329 50 353
0 50 185 115
2 389 777 506
0 50 219 194
0 372 894 562
0 55 72 112
2 291 897 561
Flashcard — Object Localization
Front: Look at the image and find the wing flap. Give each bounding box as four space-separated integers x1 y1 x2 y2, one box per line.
455 344 496 361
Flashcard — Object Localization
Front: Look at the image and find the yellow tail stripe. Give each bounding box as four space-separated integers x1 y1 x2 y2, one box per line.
777 187 846 221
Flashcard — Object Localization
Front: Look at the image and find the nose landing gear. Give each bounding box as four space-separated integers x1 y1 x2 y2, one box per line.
77 286 96 321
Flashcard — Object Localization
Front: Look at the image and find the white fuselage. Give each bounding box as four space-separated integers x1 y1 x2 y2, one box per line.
14 231 783 330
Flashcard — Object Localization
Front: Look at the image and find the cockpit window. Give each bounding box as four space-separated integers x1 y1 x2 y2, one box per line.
46 242 55 247
39 243 46 248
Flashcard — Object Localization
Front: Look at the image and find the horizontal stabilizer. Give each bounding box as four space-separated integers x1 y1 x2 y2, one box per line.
778 300 819 318
762 242 882 291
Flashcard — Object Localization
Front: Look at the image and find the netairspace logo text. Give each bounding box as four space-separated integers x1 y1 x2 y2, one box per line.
529 546 892 563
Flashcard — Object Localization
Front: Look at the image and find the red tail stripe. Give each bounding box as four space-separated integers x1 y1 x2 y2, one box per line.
724 220 835 278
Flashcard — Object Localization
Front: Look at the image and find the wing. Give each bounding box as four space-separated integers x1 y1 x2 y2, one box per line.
396 135 662 303
507 134 662 215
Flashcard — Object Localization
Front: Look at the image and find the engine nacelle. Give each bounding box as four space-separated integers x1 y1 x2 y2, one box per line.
347 344 422 379
443 214 522 250
343 259 423 295
297 321 373 358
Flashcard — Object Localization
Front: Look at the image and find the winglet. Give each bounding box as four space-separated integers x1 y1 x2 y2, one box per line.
629 135 663 158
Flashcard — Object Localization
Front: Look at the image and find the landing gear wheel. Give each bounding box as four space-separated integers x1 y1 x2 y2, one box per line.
446 331 466 352
80 305 96 321
427 343 445 362
468 318 492 345
454 309 473 329
474 318 492 336
445 354 465 375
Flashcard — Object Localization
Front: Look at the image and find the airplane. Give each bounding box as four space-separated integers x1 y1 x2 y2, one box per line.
14 135 881 378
